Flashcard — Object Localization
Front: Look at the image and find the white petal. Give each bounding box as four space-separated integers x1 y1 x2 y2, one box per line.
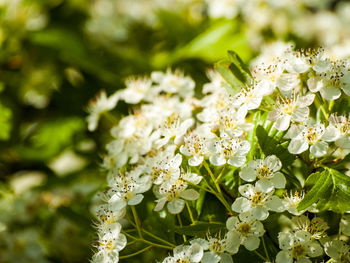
292 107 309 122
306 241 323 257
276 251 293 263
278 232 293 250
252 221 265 236
266 196 285 212
275 115 291 131
251 206 269 220
226 231 241 254
128 194 144 206
238 184 255 198
320 86 341 101
341 83 350 96
228 156 246 167
307 77 322 92
295 230 311 243
322 125 340 142
268 109 281 121
226 217 240 231
239 167 257 182
256 179 274 193
270 172 286 189
154 198 167 212
231 197 251 213
209 155 226 166
243 236 260 251
115 233 127 251
179 189 200 201
297 94 315 107
202 252 221 263
336 136 350 149
265 155 282 172
189 155 204 166
277 73 300 91
310 141 328 157
190 243 204 262
167 199 185 214
219 253 233 263
288 138 309 154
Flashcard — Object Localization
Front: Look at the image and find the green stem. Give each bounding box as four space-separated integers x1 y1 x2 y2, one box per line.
131 205 142 238
122 231 173 250
253 250 268 261
215 164 227 183
119 246 152 259
261 236 270 261
127 220 175 247
177 214 187 242
186 201 195 224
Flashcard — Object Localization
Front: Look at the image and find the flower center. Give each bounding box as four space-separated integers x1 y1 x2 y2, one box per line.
237 222 251 236
258 165 272 179
251 192 266 207
291 244 306 259
209 238 225 253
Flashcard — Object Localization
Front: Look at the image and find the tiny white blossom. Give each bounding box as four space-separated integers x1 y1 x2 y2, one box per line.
282 190 306 215
87 90 120 131
291 215 329 240
231 181 284 221
322 114 350 149
120 76 153 104
209 138 250 167
287 122 328 157
276 230 323 263
239 155 286 189
162 244 203 263
226 214 265 252
267 93 314 131
324 240 350 263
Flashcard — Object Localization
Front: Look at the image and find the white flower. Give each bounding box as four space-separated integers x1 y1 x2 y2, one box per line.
322 114 350 149
232 84 268 111
92 222 127 263
276 230 323 263
151 68 195 98
87 90 120 131
154 179 199 214
287 122 328 157
253 60 300 92
120 76 152 104
191 236 234 263
226 214 265 252
307 60 350 100
180 125 214 166
155 113 194 148
291 215 329 239
231 181 284 221
94 204 126 231
150 153 182 185
106 170 152 211
206 0 240 19
267 93 314 131
282 190 304 215
324 240 350 263
340 214 350 236
239 155 286 189
209 138 250 167
217 107 253 138
162 244 203 263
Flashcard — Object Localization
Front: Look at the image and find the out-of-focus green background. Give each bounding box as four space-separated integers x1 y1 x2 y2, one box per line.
0 0 349 262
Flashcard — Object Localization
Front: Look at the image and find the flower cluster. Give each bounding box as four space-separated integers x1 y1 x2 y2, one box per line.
88 46 350 262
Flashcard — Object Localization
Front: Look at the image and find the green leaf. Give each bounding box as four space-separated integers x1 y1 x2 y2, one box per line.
227 50 252 83
174 221 225 236
297 170 331 211
298 168 350 213
214 60 241 95
195 190 206 218
0 102 12 141
256 125 295 167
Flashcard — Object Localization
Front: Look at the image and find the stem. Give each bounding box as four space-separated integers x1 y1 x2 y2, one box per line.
261 236 270 261
215 164 227 183
184 179 215 194
127 220 175 247
177 214 187 242
131 205 142 238
119 245 152 259
186 201 195 224
122 231 173 250
253 250 268 261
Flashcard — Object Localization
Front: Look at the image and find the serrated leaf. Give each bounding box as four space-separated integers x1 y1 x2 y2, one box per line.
304 171 322 187
297 170 331 211
256 125 295 167
174 222 225 236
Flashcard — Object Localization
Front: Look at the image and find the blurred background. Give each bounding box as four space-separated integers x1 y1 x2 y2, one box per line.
0 0 349 262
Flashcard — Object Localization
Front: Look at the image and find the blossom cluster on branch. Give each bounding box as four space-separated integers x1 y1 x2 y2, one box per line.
88 45 350 263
